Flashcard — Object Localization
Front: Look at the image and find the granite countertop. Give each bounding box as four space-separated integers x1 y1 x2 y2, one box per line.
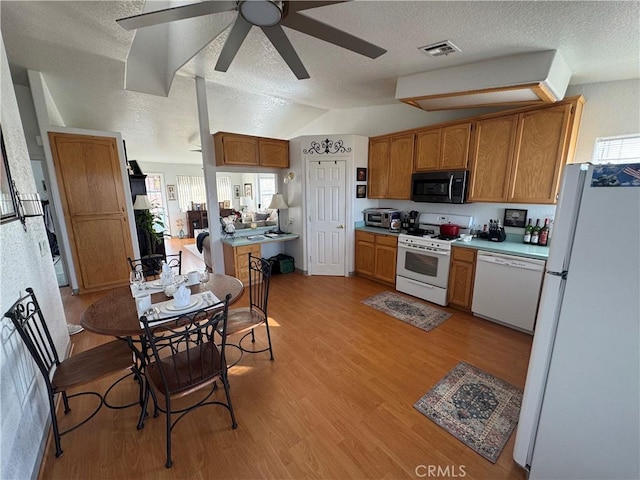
453 238 550 260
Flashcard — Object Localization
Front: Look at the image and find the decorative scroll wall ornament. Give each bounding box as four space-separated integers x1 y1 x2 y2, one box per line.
303 138 352 155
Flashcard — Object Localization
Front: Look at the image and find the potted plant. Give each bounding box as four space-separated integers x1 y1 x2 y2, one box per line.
135 207 167 255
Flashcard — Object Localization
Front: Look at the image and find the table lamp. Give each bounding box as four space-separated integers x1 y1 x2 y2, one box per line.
133 194 153 210
268 193 288 234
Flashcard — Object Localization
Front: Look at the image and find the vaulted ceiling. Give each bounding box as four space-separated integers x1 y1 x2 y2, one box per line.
2 1 639 165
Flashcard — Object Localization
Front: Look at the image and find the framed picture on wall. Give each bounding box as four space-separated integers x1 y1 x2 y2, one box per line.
356 167 367 182
356 184 367 198
234 185 241 198
503 208 528 227
244 183 253 199
167 184 176 201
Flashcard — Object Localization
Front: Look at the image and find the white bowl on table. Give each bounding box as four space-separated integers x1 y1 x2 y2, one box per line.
459 234 473 242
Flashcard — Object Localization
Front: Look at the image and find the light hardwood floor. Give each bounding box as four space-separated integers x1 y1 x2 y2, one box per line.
48 239 532 479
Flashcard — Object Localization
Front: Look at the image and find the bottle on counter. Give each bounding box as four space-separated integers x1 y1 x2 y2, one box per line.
531 219 541 245
523 218 532 244
538 218 550 246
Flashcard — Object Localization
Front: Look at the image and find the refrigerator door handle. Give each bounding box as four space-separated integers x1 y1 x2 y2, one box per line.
546 270 568 279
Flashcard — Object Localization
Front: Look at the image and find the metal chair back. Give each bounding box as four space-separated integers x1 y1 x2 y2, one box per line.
248 254 272 318
128 251 182 279
5 287 60 382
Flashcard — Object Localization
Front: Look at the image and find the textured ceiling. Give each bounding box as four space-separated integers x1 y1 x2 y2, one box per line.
2 1 639 165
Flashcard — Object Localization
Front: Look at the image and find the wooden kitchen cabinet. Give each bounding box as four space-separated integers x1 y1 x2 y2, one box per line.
415 122 471 172
214 132 289 167
258 138 289 167
468 97 583 204
355 231 375 277
355 230 397 286
368 133 414 199
223 242 261 284
467 114 519 202
448 246 477 311
509 103 574 203
368 138 390 198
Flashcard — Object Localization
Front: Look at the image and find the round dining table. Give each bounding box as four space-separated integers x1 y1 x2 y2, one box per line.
81 274 244 337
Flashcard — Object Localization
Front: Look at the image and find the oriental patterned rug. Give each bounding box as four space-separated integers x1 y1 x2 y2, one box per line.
414 362 523 463
361 291 451 332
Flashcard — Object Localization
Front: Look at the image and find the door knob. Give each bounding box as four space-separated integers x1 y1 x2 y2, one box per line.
337 225 344 229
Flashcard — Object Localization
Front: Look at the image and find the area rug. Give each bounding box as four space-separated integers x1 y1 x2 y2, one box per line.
361 291 451 332
414 362 523 463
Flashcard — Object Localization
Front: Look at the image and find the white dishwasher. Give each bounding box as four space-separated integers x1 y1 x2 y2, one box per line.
471 252 546 333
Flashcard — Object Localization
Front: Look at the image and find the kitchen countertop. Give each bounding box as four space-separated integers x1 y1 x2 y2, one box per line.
221 232 299 247
355 225 549 260
355 226 401 236
453 238 550 260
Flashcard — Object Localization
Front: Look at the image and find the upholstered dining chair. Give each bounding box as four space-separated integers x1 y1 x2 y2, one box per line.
128 251 182 279
226 253 274 360
140 294 236 468
4 288 135 458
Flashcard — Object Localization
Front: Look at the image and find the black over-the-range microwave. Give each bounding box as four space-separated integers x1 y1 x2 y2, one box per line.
411 170 469 204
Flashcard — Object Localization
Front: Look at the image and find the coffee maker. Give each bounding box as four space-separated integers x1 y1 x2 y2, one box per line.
407 210 420 234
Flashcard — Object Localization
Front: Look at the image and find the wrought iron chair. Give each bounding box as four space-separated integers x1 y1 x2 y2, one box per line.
4 288 135 458
140 294 236 468
128 251 182 279
226 253 274 360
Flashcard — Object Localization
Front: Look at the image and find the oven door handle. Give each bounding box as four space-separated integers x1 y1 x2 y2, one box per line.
399 246 451 256
448 174 454 201
400 277 438 289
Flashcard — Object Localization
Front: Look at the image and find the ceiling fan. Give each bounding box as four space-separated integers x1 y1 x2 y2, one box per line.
117 0 386 80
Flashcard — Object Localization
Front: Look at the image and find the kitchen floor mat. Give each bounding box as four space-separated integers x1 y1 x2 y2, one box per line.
414 362 523 463
361 291 451 332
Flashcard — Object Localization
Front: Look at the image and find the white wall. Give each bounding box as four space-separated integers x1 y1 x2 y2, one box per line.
14 84 45 160
287 134 371 274
288 102 500 138
1 36 69 480
566 79 640 162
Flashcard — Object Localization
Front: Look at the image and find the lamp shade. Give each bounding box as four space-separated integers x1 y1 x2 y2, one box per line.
133 194 153 210
268 193 288 210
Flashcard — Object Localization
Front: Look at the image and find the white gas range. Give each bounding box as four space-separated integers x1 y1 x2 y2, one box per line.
396 213 473 306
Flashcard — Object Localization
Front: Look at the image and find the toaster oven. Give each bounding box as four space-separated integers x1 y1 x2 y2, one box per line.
363 208 402 228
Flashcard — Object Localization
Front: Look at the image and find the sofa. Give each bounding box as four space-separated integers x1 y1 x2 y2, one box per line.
197 232 213 273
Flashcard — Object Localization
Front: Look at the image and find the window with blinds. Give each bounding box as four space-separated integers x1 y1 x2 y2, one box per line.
258 174 276 210
592 134 640 164
176 175 206 212
216 176 233 204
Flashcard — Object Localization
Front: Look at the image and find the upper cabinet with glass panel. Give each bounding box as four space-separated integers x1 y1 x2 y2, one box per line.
213 132 289 168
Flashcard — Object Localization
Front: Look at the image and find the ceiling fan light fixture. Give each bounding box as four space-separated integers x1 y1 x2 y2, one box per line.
239 0 283 27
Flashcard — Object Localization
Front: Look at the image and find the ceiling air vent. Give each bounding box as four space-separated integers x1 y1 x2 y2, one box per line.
419 41 461 57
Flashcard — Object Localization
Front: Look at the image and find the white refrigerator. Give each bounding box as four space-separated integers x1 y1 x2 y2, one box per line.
513 163 640 480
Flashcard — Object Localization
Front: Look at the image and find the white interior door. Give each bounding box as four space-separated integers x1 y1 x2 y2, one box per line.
308 160 346 276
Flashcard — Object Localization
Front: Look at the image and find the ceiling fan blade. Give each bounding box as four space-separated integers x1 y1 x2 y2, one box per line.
117 1 236 30
261 25 310 79
286 1 348 15
215 16 253 72
281 12 386 59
